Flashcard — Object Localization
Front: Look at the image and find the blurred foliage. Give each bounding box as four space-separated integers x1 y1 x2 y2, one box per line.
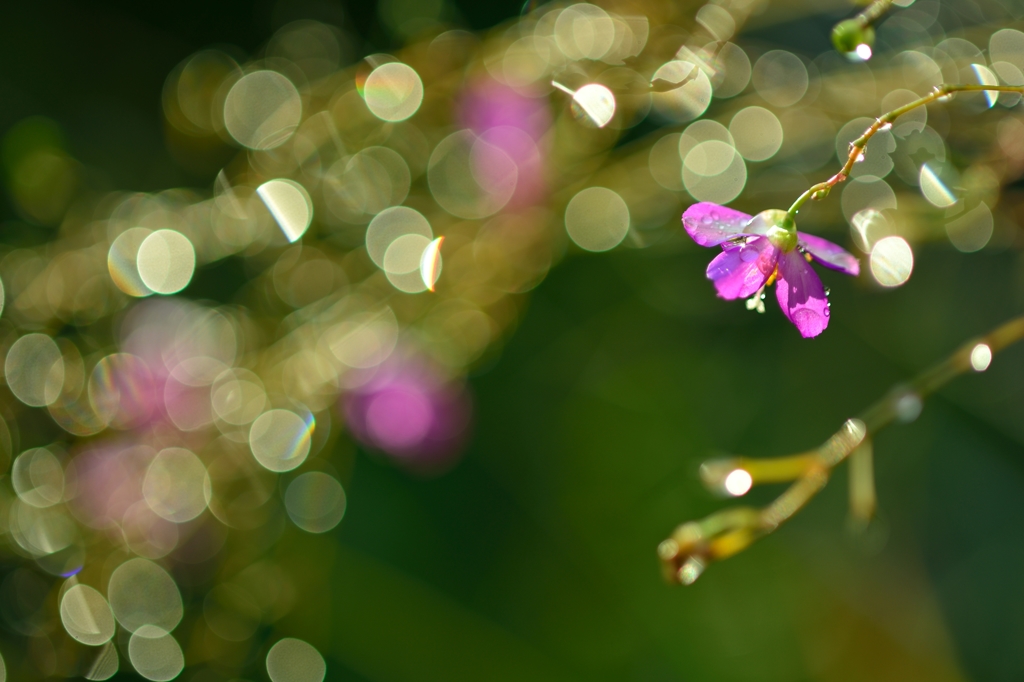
1 0 1024 680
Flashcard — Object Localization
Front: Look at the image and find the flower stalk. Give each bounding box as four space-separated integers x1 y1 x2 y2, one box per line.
660 313 1024 585
786 84 1024 221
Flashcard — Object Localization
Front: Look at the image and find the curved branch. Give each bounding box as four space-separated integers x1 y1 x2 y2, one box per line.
659 313 1024 585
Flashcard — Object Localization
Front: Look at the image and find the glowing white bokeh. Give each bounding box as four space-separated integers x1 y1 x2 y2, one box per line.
723 469 753 497
258 179 313 242
729 106 783 161
571 83 616 127
970 343 992 372
383 234 432 293
564 187 630 252
970 63 1000 107
224 71 302 150
420 237 444 291
249 409 313 472
266 638 327 682
6 334 64 407
108 228 154 297
869 236 913 287
919 164 957 208
850 208 890 253
12 447 64 508
650 60 712 122
366 206 433 269
128 626 184 682
107 558 183 634
428 130 518 220
751 50 808 107
553 3 615 61
60 584 116 646
137 230 195 295
364 63 424 122
142 447 210 523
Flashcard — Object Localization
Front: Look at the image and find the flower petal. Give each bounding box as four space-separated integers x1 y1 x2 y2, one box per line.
798 232 860 276
775 250 830 338
706 236 779 300
683 202 753 247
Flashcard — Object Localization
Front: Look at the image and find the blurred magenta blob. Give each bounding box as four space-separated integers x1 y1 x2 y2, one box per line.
67 442 152 530
344 358 472 473
116 298 231 430
461 78 550 208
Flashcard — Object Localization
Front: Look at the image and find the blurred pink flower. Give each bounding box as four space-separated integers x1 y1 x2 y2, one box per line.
461 79 550 208
344 358 472 474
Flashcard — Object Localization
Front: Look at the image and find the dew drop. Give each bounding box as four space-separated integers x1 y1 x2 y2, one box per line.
894 390 922 423
678 557 705 585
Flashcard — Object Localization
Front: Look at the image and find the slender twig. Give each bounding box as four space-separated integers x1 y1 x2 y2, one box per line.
659 313 1024 585
786 84 1024 220
858 0 895 25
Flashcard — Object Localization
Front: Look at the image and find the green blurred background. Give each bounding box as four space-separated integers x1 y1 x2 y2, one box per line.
3 1 1024 680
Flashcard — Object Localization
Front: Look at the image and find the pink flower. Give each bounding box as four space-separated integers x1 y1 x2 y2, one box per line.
683 203 859 338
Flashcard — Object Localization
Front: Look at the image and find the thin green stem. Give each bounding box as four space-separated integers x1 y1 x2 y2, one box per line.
660 312 1024 585
786 84 1024 220
859 0 894 26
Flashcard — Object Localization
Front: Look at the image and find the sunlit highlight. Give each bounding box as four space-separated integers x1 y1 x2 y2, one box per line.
971 63 1000 107
869 236 913 287
970 343 992 372
249 409 314 472
420 236 444 291
137 230 195 295
570 83 617 127
919 164 957 208
723 469 753 496
60 584 116 646
363 62 424 122
258 179 313 242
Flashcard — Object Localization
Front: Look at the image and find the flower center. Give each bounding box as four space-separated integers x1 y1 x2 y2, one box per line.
766 225 797 252
753 209 798 253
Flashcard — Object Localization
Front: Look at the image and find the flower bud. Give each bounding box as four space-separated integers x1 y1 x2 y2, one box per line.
831 19 875 60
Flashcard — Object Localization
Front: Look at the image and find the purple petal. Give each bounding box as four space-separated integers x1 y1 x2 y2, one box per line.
798 232 860 276
706 236 779 300
683 202 753 247
775 250 830 338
